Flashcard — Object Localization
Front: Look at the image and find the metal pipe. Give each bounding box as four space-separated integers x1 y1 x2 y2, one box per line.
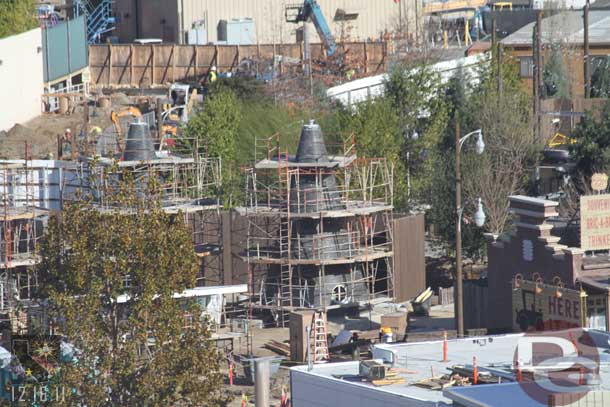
254 358 270 407
306 325 312 370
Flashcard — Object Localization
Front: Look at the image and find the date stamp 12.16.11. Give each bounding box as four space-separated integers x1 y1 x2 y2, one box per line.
11 385 66 403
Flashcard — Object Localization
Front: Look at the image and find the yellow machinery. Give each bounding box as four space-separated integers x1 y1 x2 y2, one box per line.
111 106 177 138
110 107 142 138
492 2 513 10
547 132 576 148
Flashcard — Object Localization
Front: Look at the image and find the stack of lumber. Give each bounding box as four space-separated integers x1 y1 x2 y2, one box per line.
264 340 291 357
370 369 406 386
449 365 500 384
413 373 472 390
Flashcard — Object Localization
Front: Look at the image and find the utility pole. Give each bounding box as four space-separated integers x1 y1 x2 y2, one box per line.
399 0 403 35
455 116 464 338
492 15 503 97
491 14 496 46
533 10 543 139
584 0 591 98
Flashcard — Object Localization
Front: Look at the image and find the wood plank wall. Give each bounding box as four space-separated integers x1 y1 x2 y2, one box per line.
89 42 387 88
393 214 426 303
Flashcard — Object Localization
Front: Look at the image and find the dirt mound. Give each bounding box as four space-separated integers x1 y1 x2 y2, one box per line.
111 92 130 106
6 124 35 139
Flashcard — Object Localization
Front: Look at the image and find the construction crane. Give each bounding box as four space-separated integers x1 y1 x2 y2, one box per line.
285 0 338 56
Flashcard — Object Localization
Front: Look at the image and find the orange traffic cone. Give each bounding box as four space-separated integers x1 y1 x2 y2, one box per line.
280 386 287 407
241 393 248 407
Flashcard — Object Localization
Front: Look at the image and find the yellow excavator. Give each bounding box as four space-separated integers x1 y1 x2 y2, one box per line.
547 131 576 148
111 106 177 138
110 106 143 139
543 131 577 162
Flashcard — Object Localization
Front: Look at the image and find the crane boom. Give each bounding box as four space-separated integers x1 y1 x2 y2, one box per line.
286 0 337 56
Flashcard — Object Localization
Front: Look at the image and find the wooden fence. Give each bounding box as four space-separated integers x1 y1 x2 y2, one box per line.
438 286 454 305
457 279 488 331
88 42 387 88
393 214 426 303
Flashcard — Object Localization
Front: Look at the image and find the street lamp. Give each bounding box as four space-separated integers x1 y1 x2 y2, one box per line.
455 119 485 338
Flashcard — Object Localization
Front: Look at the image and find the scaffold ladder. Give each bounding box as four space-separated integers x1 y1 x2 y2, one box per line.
312 311 329 363
277 150 292 326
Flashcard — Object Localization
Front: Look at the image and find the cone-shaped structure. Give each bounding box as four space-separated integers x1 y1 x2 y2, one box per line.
296 120 329 163
123 119 155 161
289 121 350 263
290 120 344 213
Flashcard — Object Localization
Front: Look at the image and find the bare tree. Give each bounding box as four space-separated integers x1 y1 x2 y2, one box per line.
463 83 541 234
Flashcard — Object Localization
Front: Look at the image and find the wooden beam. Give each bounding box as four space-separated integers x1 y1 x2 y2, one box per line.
130 44 134 86
108 44 112 87
194 45 199 81
151 44 155 86
364 42 368 73
172 44 176 82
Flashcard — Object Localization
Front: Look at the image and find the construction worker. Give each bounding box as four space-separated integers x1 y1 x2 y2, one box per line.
61 128 72 157
90 126 102 137
208 65 218 84
345 67 356 81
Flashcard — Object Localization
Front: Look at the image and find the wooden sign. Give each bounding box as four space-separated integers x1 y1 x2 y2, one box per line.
512 280 580 332
591 173 609 192
581 194 610 251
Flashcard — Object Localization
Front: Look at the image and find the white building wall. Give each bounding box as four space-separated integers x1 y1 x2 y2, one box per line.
0 160 85 211
0 28 43 131
291 367 437 407
179 0 421 44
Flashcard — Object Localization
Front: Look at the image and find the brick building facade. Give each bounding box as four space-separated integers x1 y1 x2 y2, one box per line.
485 195 610 333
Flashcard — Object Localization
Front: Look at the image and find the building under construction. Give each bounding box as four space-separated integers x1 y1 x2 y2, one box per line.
0 121 226 336
238 120 394 323
76 120 225 286
0 162 47 336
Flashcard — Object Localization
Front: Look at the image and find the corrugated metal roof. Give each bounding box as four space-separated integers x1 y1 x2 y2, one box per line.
501 10 610 45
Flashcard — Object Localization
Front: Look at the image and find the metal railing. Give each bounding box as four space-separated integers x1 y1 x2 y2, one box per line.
44 83 89 113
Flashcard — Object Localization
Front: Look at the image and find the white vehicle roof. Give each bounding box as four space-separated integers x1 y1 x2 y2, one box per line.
134 38 163 44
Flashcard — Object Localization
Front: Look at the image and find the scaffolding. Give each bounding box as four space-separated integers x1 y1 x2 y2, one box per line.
237 125 394 326
0 162 47 335
63 152 225 287
0 144 226 334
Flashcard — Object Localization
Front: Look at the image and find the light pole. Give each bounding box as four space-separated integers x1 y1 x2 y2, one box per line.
455 118 485 337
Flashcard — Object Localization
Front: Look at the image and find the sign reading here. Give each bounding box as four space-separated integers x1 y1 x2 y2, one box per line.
512 280 580 332
581 194 610 251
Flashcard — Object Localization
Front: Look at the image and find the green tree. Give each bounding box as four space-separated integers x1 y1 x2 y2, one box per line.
428 68 483 257
542 45 570 99
0 0 37 39
429 54 539 256
382 61 449 209
184 87 242 205
591 57 610 98
569 101 610 178
37 173 229 407
334 100 406 206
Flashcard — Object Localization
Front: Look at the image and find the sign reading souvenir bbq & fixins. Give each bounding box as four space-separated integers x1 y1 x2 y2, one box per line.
581 193 610 251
